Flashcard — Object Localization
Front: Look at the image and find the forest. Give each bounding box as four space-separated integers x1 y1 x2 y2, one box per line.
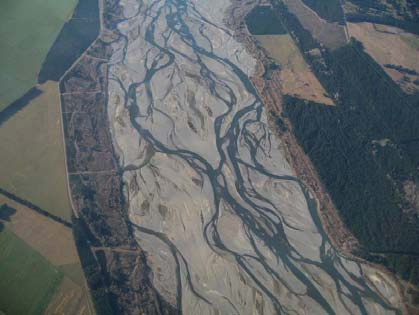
345 0 419 35
272 1 419 285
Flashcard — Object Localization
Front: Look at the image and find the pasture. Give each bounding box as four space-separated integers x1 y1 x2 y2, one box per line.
282 0 348 49
0 81 73 221
0 228 63 315
0 194 78 265
301 0 345 23
256 34 334 105
0 195 93 314
348 22 419 93
0 0 78 110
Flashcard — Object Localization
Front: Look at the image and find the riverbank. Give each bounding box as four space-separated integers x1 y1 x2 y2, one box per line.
57 0 179 313
225 1 409 313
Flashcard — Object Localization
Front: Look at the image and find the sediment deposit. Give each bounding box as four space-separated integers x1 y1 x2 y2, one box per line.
107 0 403 314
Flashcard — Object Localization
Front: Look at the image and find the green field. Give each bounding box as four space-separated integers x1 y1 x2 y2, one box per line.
0 82 73 221
0 0 78 110
0 228 63 315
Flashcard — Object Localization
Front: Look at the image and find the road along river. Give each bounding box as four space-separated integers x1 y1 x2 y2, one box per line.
106 0 403 314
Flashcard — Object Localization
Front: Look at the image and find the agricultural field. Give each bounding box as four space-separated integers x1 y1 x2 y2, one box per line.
38 0 100 83
0 195 78 265
0 0 78 110
0 81 72 221
343 0 419 35
0 227 63 315
301 0 345 24
282 0 348 49
46 275 93 315
0 195 93 315
256 34 334 105
245 5 287 35
348 22 419 93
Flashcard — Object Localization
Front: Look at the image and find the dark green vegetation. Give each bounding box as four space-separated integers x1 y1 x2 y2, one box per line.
0 227 63 314
72 218 115 315
346 0 419 35
0 204 16 231
245 6 286 35
384 64 419 76
301 0 345 24
0 88 41 126
38 0 100 83
273 2 419 286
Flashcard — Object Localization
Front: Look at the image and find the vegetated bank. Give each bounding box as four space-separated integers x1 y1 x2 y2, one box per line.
272 0 419 290
56 0 181 313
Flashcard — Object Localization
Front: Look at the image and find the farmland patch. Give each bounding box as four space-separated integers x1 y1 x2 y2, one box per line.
348 22 419 93
0 0 78 110
0 81 72 221
0 228 63 315
282 0 348 49
256 34 334 105
0 194 78 266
